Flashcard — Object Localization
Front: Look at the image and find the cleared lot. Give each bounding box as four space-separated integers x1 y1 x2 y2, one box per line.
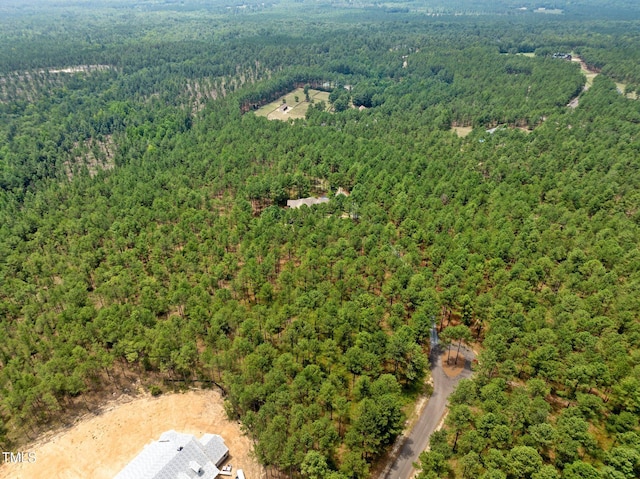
0 390 261 479
254 88 330 120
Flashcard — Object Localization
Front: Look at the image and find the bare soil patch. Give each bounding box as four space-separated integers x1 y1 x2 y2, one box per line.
441 352 464 378
0 390 261 479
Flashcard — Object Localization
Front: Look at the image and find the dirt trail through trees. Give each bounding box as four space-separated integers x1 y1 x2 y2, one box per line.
567 55 599 108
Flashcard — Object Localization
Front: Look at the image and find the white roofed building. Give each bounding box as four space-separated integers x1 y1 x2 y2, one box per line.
286 196 330 208
200 434 230 464
114 430 229 479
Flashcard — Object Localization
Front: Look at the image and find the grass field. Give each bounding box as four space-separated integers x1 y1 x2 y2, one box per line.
254 88 330 120
616 82 638 99
450 125 473 137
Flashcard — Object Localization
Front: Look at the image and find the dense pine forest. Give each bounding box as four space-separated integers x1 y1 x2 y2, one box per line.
1 1 640 478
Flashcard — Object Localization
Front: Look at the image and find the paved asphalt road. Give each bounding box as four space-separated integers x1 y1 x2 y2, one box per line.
383 338 475 479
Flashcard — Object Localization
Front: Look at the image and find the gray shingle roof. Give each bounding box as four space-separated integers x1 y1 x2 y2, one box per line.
200 434 230 466
286 196 330 209
114 430 228 479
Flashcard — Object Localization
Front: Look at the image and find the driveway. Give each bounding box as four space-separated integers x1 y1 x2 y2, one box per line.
382 329 475 479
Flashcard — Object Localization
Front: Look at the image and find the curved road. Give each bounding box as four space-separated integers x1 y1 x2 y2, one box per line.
382 328 475 479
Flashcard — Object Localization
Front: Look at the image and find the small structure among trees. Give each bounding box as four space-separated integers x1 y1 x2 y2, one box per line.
286 196 330 208
552 52 573 60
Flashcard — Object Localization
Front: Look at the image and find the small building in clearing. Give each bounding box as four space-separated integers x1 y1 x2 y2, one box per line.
286 196 330 209
114 430 229 479
552 52 572 61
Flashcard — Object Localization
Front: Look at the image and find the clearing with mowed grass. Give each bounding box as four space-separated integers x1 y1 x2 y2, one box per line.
450 125 473 137
254 88 330 120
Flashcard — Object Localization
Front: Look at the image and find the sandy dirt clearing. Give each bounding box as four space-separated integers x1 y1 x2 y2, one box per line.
0 390 262 479
440 351 465 378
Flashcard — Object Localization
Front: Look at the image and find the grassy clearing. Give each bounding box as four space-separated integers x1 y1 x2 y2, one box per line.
571 56 599 89
615 82 638 99
451 125 473 137
254 88 330 121
584 71 598 89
